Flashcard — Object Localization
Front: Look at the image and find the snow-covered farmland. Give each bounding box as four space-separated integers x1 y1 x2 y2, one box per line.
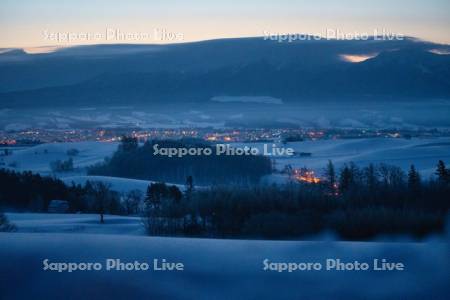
236 137 450 178
2 137 450 190
62 175 170 194
0 228 448 299
1 141 118 175
5 213 145 235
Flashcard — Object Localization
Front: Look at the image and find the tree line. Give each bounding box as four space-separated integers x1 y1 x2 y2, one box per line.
141 161 450 240
88 137 272 185
0 168 134 220
1 159 449 240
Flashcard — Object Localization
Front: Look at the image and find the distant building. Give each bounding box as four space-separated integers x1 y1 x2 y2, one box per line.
48 200 69 213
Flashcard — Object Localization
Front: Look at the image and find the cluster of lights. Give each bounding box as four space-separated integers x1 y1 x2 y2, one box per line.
292 169 321 184
0 139 17 145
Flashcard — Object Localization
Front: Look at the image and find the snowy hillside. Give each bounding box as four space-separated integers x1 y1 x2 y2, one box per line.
240 137 450 178
3 137 450 189
2 141 118 175
0 230 448 299
6 213 145 235
62 175 185 193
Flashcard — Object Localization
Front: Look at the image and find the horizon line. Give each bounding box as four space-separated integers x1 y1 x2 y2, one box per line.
1 34 450 54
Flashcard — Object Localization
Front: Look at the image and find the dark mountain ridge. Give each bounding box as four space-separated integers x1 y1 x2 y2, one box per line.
0 37 449 108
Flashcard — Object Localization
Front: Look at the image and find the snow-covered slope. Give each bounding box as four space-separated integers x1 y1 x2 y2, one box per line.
2 212 449 298
3 138 450 187
62 175 185 193
2 141 118 175
0 231 448 299
242 137 450 178
6 213 145 235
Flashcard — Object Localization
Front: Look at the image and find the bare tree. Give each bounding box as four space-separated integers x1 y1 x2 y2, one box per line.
89 181 112 223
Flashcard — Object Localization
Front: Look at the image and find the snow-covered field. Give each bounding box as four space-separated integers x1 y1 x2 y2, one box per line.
61 175 187 193
1 141 118 175
1 213 449 299
0 231 448 299
2 137 450 190
237 137 450 178
6 213 145 235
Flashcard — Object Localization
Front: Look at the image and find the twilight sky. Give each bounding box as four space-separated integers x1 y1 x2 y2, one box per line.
1 0 449 49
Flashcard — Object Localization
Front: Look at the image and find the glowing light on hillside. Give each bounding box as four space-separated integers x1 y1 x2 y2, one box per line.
429 49 450 55
340 53 378 63
22 46 62 54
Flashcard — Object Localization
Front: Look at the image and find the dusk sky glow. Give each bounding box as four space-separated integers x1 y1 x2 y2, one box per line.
1 0 450 48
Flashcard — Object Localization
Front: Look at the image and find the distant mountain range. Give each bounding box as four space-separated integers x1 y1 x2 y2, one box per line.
0 37 449 108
